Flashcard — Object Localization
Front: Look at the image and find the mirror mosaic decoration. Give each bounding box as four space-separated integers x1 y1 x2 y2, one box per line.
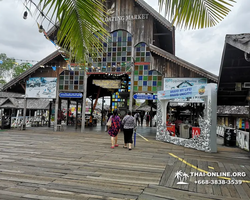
156 84 218 152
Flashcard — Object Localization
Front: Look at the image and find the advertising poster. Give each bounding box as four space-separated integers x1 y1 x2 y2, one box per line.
26 77 57 98
158 84 208 100
164 78 207 90
192 127 201 138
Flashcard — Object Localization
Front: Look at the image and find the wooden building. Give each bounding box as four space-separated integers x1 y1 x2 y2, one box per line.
2 0 218 129
217 33 250 130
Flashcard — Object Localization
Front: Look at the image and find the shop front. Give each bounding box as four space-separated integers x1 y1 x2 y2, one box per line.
156 83 217 152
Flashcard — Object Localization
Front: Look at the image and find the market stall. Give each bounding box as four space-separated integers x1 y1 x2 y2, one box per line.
156 83 217 152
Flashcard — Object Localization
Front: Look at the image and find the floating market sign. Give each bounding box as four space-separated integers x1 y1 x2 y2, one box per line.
104 14 149 22
93 80 121 89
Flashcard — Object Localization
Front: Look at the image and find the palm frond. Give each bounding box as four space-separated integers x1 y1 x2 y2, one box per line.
39 0 109 62
158 0 236 29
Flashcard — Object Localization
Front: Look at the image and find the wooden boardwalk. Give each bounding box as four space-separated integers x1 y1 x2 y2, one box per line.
0 127 250 199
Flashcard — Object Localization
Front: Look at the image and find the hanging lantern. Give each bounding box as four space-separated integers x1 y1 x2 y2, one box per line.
39 25 44 33
23 11 28 19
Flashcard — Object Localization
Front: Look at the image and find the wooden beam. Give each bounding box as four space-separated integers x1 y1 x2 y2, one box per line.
224 66 250 69
154 33 170 36
218 95 246 98
20 83 25 91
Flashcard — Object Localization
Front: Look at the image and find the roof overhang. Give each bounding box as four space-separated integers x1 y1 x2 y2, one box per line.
218 34 250 106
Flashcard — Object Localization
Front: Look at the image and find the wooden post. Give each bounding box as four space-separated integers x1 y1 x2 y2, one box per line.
67 99 70 125
150 101 153 127
21 97 27 130
54 66 60 132
110 94 113 111
101 96 104 126
91 98 93 117
129 60 134 111
75 100 78 129
81 69 87 133
248 90 250 150
48 100 52 127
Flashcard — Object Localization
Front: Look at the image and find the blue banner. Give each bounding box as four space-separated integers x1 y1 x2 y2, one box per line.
158 85 207 100
59 93 83 98
133 94 157 100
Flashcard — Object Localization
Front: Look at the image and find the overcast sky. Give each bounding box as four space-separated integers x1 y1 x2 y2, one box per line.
1 0 250 77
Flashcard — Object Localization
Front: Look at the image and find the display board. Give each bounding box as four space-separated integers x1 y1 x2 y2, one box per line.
164 78 207 90
93 80 121 89
26 77 57 98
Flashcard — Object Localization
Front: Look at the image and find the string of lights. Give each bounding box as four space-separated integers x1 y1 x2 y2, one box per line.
14 58 39 63
23 0 57 29
22 0 70 69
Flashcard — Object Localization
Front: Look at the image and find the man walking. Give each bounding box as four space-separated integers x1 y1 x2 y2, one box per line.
134 112 140 126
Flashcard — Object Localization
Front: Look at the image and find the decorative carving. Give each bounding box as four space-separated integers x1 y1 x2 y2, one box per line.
107 2 115 15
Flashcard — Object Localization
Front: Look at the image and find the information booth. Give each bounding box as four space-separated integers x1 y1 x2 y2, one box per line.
156 83 217 152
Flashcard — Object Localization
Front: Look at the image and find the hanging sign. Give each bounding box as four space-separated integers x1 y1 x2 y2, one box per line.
59 93 83 98
133 94 157 100
158 85 208 100
93 80 121 89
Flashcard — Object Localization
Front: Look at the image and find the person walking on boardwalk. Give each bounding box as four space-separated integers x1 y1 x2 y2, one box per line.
146 112 150 127
134 112 140 126
122 110 136 150
140 111 145 126
108 109 121 149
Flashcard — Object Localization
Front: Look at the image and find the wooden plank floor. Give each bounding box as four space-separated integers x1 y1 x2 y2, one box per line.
0 127 250 199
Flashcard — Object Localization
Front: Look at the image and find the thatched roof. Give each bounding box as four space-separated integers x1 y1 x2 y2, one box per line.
0 92 23 98
0 97 50 110
217 105 249 116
